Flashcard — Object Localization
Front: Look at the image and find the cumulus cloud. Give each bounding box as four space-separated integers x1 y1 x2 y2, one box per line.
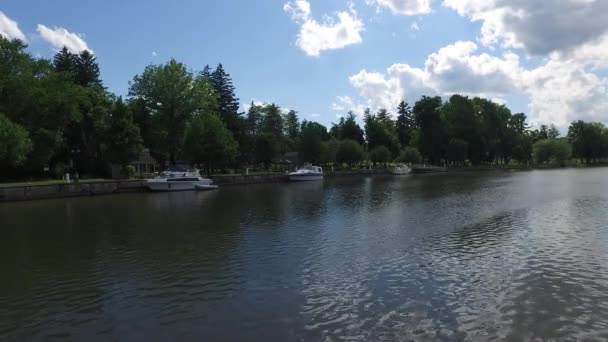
0 11 26 41
347 38 608 127
284 0 364 56
371 0 432 16
442 0 608 56
36 24 92 53
348 41 521 111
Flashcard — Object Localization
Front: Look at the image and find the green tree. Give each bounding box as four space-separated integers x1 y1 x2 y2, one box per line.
336 139 364 166
447 138 469 166
210 64 243 146
299 121 328 164
0 113 32 167
370 145 392 167
320 139 339 165
396 101 415 147
255 133 277 169
398 147 422 165
129 59 197 163
105 98 143 171
284 110 300 150
533 139 572 164
74 50 101 86
413 96 445 164
184 112 238 174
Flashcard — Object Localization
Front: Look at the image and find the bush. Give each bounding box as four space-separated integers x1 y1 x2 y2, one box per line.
533 138 572 164
398 147 422 165
336 140 364 166
370 145 392 166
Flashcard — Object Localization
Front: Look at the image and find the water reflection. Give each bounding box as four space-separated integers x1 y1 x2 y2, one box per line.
2 169 608 340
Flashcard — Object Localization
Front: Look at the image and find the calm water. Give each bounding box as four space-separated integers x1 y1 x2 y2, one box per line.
2 169 608 341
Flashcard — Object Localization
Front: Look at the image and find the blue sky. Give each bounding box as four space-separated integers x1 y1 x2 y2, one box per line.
2 0 608 129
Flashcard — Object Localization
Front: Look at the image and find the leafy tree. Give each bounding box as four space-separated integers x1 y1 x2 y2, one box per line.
255 133 277 169
129 59 197 163
336 139 364 166
399 147 422 165
370 145 392 166
299 121 328 164
533 139 572 164
365 112 400 157
331 111 364 145
0 113 32 167
413 96 445 164
184 112 238 174
105 98 143 171
547 124 560 139
447 139 469 166
320 139 339 165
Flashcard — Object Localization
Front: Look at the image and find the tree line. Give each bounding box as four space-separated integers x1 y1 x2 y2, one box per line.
2 35 608 180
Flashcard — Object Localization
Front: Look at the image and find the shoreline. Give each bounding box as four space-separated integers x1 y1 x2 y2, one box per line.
0 165 599 202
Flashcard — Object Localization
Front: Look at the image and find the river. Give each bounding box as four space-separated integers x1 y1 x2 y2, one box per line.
2 169 608 341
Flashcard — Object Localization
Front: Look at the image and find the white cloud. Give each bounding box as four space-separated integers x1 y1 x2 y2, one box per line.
410 22 420 31
347 38 608 128
284 0 364 57
442 0 608 56
331 95 369 118
372 0 432 16
348 41 522 111
152 51 158 57
0 11 26 41
36 24 92 53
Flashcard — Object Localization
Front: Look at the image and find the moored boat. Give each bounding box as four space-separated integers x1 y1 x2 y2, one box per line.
390 164 411 175
288 165 324 181
146 167 217 191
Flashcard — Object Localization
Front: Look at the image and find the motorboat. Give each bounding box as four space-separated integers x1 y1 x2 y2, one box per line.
288 165 324 181
146 167 217 191
390 164 411 175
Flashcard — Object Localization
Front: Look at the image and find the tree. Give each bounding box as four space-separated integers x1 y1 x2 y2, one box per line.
447 139 469 166
336 139 364 166
255 133 277 169
399 147 422 165
184 112 238 174
413 96 444 164
299 121 328 164
210 64 243 143
129 59 197 163
365 112 400 157
74 50 101 86
370 145 392 166
331 112 364 145
0 113 32 167
284 110 300 150
396 100 414 146
320 139 339 165
53 47 77 75
533 138 572 164
105 98 143 171
547 124 560 139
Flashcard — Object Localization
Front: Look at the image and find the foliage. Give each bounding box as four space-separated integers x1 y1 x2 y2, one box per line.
183 112 238 173
105 98 143 168
398 147 422 165
396 101 415 147
0 113 32 167
299 121 329 164
336 140 364 166
370 145 392 166
533 139 572 164
447 139 469 165
330 111 365 145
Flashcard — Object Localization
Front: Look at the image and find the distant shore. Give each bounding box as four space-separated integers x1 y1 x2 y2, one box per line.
1 165 603 202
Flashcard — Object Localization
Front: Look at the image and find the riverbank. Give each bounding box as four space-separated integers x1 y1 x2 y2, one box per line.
0 165 592 202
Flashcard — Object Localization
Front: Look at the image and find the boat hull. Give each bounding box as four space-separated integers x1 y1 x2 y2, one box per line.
146 179 213 192
288 174 324 182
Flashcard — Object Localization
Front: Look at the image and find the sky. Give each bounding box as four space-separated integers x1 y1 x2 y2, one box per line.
2 0 608 129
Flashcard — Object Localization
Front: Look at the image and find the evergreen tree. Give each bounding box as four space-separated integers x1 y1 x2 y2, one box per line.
284 110 300 150
396 101 414 146
211 64 241 133
74 50 101 86
53 47 77 75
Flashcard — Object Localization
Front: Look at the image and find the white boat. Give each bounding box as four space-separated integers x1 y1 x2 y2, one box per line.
146 168 217 192
288 165 324 181
391 164 411 175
